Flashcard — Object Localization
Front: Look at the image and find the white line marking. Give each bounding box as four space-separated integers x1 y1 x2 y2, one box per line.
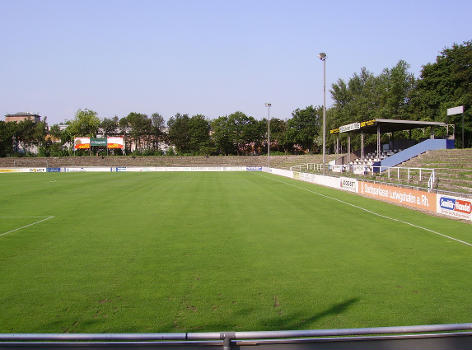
0 216 51 219
0 216 55 238
263 174 472 247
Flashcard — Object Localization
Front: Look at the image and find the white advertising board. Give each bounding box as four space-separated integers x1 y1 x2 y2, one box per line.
65 167 112 172
291 171 341 190
447 106 464 116
0 168 31 173
269 168 293 178
112 166 246 172
339 122 360 133
312 174 342 189
340 177 358 192
436 193 472 221
107 136 125 149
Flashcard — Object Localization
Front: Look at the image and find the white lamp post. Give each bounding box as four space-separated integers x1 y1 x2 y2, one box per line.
318 52 326 174
265 102 271 168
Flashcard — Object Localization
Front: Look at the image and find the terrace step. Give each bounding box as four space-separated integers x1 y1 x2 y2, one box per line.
0 155 341 170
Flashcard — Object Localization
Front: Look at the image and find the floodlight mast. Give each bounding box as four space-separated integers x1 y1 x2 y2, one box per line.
265 103 271 168
318 52 326 174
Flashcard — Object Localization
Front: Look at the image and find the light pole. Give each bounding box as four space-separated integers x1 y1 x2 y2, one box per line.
265 102 271 168
318 52 326 174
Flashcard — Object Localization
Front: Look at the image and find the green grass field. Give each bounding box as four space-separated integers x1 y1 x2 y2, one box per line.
1 172 471 333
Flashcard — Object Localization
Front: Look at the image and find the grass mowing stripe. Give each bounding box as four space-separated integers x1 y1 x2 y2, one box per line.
0 216 55 238
262 173 472 247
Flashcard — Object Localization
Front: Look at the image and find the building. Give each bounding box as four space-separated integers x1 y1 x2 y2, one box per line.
5 112 42 123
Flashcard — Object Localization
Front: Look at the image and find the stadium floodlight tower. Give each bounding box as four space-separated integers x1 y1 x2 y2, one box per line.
265 103 272 168
318 52 327 174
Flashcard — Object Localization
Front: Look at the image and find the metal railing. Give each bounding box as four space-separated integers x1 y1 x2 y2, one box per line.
1 323 472 350
428 171 436 192
290 163 325 173
290 163 435 183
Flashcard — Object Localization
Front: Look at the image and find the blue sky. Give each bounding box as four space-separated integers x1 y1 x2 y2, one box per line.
1 0 471 124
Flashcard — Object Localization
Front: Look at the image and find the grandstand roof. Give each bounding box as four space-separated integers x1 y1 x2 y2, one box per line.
330 119 448 134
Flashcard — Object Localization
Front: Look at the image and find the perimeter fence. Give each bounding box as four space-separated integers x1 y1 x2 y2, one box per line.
1 324 472 350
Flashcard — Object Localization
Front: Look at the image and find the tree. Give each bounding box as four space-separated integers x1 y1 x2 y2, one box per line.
188 114 212 155
121 112 152 151
32 119 48 149
211 116 234 155
67 109 100 137
225 111 262 155
151 113 166 151
377 60 415 119
286 106 321 153
329 62 416 151
41 124 68 156
267 118 290 153
167 113 212 154
410 41 472 147
0 121 16 156
101 116 119 136
167 113 191 154
13 119 47 153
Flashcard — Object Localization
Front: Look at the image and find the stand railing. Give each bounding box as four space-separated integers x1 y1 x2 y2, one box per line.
291 163 435 182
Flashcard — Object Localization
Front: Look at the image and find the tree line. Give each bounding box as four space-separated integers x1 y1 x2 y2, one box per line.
1 40 470 157
328 40 472 149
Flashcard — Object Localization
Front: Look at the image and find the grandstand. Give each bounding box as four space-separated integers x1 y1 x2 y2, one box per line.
353 148 472 196
348 149 401 173
329 119 453 174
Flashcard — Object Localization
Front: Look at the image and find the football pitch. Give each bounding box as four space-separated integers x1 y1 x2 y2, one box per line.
0 171 471 333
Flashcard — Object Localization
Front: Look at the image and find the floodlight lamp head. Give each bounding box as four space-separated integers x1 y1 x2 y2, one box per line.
318 52 326 61
265 103 271 107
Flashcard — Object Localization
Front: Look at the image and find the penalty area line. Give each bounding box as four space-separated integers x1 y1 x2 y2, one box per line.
0 216 55 239
262 174 472 248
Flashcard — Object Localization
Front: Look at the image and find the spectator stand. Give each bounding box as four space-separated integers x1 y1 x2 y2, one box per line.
329 119 454 174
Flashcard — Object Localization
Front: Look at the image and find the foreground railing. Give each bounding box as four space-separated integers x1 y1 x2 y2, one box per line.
1 324 472 350
291 163 435 180
290 163 437 189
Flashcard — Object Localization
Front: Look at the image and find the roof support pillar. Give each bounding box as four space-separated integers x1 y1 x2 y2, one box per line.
360 132 364 159
348 134 351 163
376 125 381 159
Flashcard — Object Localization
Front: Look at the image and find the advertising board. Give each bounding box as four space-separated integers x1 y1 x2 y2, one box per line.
74 137 90 149
0 168 30 173
65 167 111 172
339 122 360 133
359 181 436 213
90 138 107 147
437 194 472 221
313 174 342 189
107 137 125 149
340 177 358 192
28 168 46 173
246 166 263 171
270 168 293 178
0 168 20 173
289 171 341 190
